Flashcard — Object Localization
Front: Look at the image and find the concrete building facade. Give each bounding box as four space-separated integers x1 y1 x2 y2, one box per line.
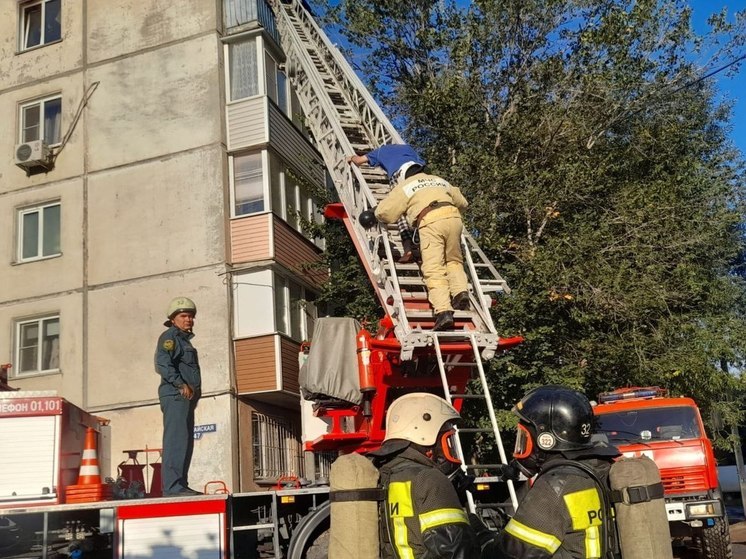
0 0 327 493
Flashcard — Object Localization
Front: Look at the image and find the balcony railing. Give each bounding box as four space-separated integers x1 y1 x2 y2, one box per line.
224 0 280 44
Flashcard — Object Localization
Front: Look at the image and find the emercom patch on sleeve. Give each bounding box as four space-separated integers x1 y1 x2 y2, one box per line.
162 339 175 351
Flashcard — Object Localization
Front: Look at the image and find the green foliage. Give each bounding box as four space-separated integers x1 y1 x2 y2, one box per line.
311 0 746 446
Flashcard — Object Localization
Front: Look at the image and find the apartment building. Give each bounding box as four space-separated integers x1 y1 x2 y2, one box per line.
0 0 329 492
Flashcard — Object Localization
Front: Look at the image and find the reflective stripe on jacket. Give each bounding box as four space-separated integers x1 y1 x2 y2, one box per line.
492 457 613 559
379 447 479 559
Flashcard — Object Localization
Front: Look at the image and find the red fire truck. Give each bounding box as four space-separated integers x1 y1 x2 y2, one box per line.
593 386 732 559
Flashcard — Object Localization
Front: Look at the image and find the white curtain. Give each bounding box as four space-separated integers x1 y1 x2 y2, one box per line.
230 40 259 100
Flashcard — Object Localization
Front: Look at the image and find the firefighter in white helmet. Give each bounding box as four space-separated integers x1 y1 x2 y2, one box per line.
154 296 202 496
370 393 481 559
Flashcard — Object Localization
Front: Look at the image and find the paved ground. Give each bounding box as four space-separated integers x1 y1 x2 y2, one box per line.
731 522 746 558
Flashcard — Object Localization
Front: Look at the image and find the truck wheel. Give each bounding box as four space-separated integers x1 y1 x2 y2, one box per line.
699 518 733 559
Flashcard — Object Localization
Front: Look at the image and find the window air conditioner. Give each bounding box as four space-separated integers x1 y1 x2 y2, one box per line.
15 140 52 171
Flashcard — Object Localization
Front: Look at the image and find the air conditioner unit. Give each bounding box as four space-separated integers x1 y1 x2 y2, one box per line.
15 140 52 171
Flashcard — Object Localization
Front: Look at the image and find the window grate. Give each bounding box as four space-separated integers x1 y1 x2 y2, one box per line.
252 412 303 480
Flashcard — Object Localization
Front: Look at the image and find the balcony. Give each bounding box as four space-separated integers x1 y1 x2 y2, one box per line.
235 333 300 407
224 0 280 44
229 213 326 287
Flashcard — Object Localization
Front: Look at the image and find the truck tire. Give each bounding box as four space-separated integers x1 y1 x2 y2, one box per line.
699 518 733 559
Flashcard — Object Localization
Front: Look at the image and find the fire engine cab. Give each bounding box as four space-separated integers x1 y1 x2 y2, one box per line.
594 386 732 559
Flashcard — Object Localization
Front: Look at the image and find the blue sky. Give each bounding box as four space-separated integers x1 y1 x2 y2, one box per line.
690 0 746 157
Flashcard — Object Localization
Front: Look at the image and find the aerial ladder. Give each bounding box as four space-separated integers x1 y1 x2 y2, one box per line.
268 0 521 524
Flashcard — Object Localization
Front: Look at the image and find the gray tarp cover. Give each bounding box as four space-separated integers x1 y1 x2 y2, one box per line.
300 317 363 405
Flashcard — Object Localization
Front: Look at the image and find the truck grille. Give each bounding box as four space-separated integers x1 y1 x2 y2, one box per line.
660 466 709 494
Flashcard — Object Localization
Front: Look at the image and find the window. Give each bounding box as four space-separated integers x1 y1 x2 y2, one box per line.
20 96 62 145
252 412 303 480
16 315 60 375
232 152 264 215
18 202 61 262
274 275 318 341
228 40 259 101
20 0 61 51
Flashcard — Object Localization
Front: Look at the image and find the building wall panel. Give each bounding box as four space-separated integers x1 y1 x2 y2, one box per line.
227 97 267 150
235 336 277 393
230 213 271 264
272 217 326 287
87 35 222 171
87 0 218 63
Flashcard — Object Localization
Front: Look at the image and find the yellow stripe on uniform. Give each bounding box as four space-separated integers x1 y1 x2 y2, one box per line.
504 518 562 554
563 487 603 558
388 481 415 559
419 508 469 532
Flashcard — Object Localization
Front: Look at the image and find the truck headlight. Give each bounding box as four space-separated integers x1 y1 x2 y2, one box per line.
686 503 716 518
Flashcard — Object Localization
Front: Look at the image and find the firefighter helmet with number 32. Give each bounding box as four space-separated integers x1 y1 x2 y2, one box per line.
512 385 595 460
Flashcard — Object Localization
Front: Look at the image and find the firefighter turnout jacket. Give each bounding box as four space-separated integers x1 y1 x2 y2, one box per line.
375 173 468 228
379 447 480 559
485 457 615 559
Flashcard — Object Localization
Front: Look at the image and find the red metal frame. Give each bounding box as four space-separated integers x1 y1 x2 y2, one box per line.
316 203 524 455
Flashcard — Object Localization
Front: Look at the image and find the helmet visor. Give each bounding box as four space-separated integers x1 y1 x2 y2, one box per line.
439 428 462 465
514 423 534 459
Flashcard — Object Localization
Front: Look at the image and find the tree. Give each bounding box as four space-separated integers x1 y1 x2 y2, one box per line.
313 0 746 433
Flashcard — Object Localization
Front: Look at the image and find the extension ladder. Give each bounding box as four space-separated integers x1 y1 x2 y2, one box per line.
269 0 511 361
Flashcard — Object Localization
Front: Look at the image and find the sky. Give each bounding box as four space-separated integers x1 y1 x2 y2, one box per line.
690 0 746 157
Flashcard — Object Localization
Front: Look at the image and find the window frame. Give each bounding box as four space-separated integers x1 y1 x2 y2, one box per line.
14 314 61 377
230 150 268 217
18 0 62 52
19 94 63 146
273 273 318 341
16 201 62 263
224 35 262 103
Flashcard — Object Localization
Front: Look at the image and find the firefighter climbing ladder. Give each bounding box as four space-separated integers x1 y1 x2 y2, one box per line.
432 332 519 512
269 0 511 361
270 0 519 513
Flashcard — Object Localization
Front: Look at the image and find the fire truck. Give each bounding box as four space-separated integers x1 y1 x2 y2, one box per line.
593 386 732 559
0 0 522 558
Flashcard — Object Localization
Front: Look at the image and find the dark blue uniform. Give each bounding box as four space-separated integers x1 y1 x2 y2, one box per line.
154 325 201 495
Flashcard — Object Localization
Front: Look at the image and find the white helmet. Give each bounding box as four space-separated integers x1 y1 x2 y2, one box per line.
385 393 460 446
166 297 197 319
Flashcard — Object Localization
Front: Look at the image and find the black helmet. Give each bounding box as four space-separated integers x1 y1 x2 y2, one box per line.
513 385 594 454
358 209 378 229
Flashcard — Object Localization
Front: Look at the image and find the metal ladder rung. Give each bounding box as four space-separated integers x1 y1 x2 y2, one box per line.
431 333 518 512
449 394 484 400
457 428 493 434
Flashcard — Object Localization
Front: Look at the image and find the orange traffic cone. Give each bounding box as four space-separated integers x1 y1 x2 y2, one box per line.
78 428 102 485
65 427 112 504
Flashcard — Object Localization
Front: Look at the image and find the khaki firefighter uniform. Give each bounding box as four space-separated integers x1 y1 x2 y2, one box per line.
375 174 469 314
378 447 480 559
486 457 614 559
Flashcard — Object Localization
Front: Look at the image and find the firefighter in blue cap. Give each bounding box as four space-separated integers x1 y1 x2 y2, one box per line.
350 144 470 330
349 144 425 264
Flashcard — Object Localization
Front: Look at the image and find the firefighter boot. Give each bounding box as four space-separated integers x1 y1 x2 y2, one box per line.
433 311 454 331
451 291 470 311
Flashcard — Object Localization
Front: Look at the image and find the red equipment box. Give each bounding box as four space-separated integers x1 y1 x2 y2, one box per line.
0 391 104 507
